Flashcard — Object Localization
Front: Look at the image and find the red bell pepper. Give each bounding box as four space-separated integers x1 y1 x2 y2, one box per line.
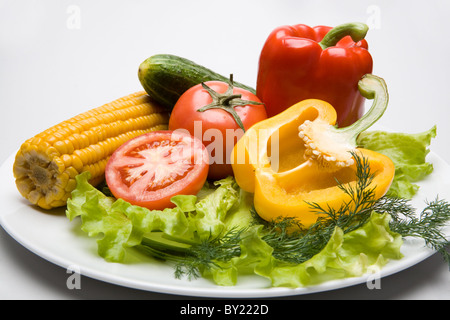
256 22 373 127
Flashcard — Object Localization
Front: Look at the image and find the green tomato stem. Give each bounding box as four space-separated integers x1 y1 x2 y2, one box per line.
197 76 264 132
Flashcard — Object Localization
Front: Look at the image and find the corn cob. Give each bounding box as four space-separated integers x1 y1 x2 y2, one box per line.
13 91 170 210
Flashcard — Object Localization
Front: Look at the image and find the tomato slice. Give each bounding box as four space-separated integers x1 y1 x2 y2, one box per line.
105 130 209 210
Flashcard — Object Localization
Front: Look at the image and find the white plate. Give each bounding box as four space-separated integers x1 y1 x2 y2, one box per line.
1 151 449 298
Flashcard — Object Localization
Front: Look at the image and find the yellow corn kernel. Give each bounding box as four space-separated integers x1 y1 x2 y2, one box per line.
71 154 84 172
65 179 78 193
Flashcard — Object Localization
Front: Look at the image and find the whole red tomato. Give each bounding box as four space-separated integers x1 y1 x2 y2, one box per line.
169 80 267 180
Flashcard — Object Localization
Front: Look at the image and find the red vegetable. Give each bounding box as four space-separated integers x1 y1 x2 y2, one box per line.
169 79 267 180
256 22 373 127
105 131 209 210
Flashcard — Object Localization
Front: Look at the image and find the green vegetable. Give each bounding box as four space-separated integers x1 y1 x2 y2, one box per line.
138 54 256 110
357 126 436 198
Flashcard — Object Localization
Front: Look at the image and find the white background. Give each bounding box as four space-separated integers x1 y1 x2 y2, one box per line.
0 0 449 299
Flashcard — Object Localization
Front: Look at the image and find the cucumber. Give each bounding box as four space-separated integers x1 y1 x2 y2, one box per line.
138 54 256 110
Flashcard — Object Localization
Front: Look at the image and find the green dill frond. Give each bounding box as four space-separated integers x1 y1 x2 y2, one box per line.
172 228 245 280
192 227 244 264
372 196 415 218
388 197 450 265
306 151 377 233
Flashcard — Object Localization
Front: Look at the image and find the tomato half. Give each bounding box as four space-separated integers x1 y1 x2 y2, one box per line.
105 130 209 210
168 80 267 180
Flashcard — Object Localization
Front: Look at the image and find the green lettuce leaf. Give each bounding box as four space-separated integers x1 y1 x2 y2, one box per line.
189 177 240 239
357 126 436 198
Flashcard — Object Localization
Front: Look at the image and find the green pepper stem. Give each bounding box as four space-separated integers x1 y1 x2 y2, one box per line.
337 74 389 142
319 22 369 50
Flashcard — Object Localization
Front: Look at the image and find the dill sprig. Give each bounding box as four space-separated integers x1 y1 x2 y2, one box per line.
174 227 245 280
258 215 332 264
307 151 377 233
387 197 450 265
138 227 245 280
253 214 317 264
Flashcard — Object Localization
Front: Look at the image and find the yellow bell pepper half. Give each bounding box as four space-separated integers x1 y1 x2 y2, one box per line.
231 75 395 228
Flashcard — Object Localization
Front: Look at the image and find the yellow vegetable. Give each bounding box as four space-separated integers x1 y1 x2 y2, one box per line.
231 75 395 228
13 91 170 209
